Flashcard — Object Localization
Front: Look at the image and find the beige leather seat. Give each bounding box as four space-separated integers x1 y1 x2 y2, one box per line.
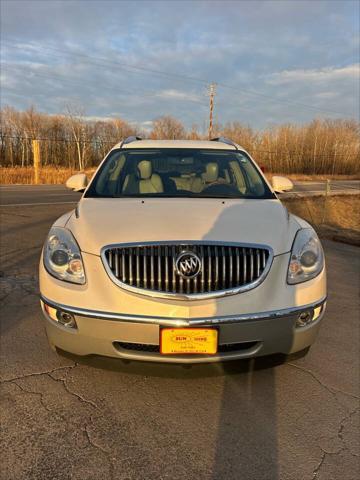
138 160 164 194
171 174 203 193
202 162 219 183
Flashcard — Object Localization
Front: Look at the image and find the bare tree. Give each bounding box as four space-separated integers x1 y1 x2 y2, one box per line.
150 116 186 139
64 104 89 170
1 105 359 175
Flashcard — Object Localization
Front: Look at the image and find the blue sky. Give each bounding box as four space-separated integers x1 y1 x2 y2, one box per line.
1 0 359 131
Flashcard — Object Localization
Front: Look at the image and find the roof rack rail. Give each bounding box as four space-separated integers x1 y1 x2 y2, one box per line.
210 137 238 150
119 136 142 148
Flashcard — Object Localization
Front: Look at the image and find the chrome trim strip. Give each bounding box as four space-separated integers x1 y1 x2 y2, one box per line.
40 295 327 327
100 241 274 301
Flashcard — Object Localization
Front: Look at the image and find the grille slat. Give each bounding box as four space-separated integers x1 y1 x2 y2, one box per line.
115 250 119 278
136 247 140 288
262 250 266 271
104 243 270 297
150 246 155 289
143 248 147 288
109 250 113 269
222 247 226 289
214 246 219 291
256 249 260 278
200 246 205 293
128 248 133 285
164 246 169 291
207 246 212 291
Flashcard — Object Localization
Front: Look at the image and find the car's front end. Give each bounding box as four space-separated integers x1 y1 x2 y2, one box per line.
39 138 326 363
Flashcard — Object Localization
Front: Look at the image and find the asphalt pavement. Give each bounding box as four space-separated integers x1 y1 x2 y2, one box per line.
0 190 359 480
0 184 82 206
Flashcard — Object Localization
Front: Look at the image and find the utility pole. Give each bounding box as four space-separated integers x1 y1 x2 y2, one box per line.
32 139 41 184
208 83 216 139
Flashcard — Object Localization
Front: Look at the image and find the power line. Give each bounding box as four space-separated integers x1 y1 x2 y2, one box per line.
2 42 208 85
1 63 209 107
2 41 353 117
0 134 114 144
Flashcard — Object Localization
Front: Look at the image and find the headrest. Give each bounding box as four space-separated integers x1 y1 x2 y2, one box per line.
203 162 219 183
138 160 152 180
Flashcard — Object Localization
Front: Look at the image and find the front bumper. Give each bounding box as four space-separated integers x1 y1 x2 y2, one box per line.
40 296 326 364
40 250 327 363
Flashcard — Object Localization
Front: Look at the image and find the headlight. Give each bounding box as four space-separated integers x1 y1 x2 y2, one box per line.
287 228 324 284
43 227 86 284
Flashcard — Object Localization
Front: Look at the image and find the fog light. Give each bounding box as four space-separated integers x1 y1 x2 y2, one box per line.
313 305 323 321
56 311 77 328
296 310 313 328
43 302 77 329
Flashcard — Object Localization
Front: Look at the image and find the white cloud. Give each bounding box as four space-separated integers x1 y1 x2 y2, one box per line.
267 64 359 85
155 89 203 103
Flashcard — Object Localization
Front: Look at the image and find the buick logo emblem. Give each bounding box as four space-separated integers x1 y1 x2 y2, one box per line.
175 251 202 279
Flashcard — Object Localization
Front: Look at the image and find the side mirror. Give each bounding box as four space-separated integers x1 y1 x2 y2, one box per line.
66 173 88 192
271 175 293 193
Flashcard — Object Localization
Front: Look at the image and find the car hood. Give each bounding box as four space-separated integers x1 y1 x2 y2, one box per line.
67 198 301 256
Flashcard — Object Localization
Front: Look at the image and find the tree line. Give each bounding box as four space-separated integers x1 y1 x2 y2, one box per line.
0 106 359 174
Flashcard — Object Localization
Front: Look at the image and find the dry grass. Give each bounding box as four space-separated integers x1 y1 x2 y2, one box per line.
0 167 96 185
266 173 360 182
282 194 360 245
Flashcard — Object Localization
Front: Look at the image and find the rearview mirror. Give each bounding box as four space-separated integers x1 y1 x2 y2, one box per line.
271 175 293 193
66 173 88 192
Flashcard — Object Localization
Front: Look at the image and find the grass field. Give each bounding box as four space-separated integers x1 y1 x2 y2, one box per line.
1 166 359 185
0 167 96 185
283 194 360 246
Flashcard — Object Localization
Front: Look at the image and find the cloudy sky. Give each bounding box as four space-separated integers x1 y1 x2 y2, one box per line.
1 0 359 131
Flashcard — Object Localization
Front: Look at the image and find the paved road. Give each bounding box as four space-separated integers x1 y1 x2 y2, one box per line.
0 180 358 206
0 200 359 479
291 180 359 196
0 185 82 206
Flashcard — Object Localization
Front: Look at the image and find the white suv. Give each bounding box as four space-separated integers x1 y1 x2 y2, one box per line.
39 137 326 363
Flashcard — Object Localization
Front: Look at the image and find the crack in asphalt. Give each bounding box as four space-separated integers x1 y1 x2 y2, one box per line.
287 363 360 400
84 421 115 480
2 364 115 479
311 407 359 478
48 369 99 409
1 364 77 384
312 450 326 479
285 364 359 479
11 380 54 413
0 272 38 303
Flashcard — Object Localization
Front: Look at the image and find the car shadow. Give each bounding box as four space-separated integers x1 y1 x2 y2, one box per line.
201 201 296 479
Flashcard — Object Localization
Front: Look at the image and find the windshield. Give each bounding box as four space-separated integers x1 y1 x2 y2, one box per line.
85 148 274 199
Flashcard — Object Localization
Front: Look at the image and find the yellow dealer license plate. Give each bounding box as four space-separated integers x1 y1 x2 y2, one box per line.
160 328 218 355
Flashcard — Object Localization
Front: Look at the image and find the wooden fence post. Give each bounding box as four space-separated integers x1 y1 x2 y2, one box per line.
32 139 40 184
322 179 330 224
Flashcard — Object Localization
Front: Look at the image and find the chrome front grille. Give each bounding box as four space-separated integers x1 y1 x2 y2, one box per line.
102 242 272 299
